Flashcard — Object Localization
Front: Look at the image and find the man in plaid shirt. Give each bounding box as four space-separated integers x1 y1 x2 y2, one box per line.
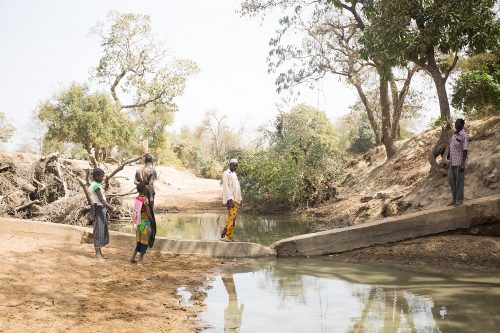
448 118 468 206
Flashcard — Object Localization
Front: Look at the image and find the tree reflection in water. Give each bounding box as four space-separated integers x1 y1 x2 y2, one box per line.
200 261 498 332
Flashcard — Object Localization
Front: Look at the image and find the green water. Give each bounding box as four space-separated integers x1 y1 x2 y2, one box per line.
111 213 311 246
190 258 500 333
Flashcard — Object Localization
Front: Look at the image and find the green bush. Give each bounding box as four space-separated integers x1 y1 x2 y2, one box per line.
237 104 345 211
452 52 500 119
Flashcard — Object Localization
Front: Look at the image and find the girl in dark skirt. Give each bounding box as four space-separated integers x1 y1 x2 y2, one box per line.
89 168 116 260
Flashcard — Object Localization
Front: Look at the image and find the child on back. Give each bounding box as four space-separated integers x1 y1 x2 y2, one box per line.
130 182 154 265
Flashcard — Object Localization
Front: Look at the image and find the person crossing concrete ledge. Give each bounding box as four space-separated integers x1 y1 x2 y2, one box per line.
220 158 242 242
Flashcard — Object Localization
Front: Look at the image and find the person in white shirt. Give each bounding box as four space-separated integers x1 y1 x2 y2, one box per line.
221 158 242 241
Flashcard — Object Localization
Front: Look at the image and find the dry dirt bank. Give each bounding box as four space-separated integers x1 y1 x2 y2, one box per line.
305 117 500 270
326 234 500 273
308 116 500 227
0 233 227 333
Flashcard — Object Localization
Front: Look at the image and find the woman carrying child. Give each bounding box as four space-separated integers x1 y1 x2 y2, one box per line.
89 168 116 260
130 182 154 265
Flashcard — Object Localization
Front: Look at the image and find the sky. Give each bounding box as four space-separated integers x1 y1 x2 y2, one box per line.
0 0 437 152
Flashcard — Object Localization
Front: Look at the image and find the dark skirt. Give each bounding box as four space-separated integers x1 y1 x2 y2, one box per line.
148 195 156 248
93 206 109 248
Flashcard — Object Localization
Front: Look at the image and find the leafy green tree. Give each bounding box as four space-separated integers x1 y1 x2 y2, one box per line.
241 0 418 159
37 84 136 160
91 11 198 110
171 127 222 179
343 111 376 154
269 104 339 167
132 103 177 161
361 0 499 119
238 104 344 210
90 11 199 157
360 0 499 172
0 112 15 143
452 53 500 119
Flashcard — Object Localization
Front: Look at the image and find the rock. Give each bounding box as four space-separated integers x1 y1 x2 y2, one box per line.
485 168 498 185
469 227 480 235
382 201 398 217
81 230 93 244
376 192 390 199
356 205 369 214
360 196 373 203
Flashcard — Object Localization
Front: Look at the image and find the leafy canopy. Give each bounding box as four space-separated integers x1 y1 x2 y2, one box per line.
452 52 500 119
361 0 499 69
37 84 136 152
91 11 199 111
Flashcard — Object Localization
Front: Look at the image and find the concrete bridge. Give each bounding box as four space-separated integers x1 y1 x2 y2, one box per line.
0 218 274 257
1 194 499 258
271 194 500 256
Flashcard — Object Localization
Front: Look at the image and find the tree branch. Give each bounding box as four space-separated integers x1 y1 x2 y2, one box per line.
104 154 147 190
444 52 459 82
14 200 41 213
111 70 127 104
119 94 164 110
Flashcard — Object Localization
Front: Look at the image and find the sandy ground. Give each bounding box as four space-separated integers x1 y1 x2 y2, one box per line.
327 234 500 273
0 233 226 333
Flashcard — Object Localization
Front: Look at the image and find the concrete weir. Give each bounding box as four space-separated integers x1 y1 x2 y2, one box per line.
0 218 275 258
271 194 500 257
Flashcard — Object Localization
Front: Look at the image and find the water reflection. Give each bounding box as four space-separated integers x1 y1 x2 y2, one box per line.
222 274 244 332
111 213 311 245
200 259 500 333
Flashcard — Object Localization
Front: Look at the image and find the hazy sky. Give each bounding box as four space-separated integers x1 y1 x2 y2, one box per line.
0 0 436 152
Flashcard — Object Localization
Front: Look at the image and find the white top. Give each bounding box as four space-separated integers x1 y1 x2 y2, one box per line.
89 181 106 206
222 169 242 204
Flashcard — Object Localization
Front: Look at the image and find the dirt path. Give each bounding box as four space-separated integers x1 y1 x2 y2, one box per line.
0 233 225 333
91 162 223 213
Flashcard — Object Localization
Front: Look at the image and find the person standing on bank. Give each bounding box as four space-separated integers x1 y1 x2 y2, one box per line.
221 159 242 242
448 118 468 206
134 154 157 248
89 168 116 260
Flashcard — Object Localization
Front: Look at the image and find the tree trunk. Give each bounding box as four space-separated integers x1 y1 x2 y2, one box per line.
429 68 451 119
428 121 454 175
427 66 453 174
354 83 382 145
410 49 453 174
379 76 395 159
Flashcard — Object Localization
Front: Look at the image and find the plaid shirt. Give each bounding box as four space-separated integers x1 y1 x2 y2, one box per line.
449 129 468 166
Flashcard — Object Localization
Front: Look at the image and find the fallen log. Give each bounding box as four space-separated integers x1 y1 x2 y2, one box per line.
77 178 91 205
0 165 13 173
14 200 41 212
54 161 69 198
